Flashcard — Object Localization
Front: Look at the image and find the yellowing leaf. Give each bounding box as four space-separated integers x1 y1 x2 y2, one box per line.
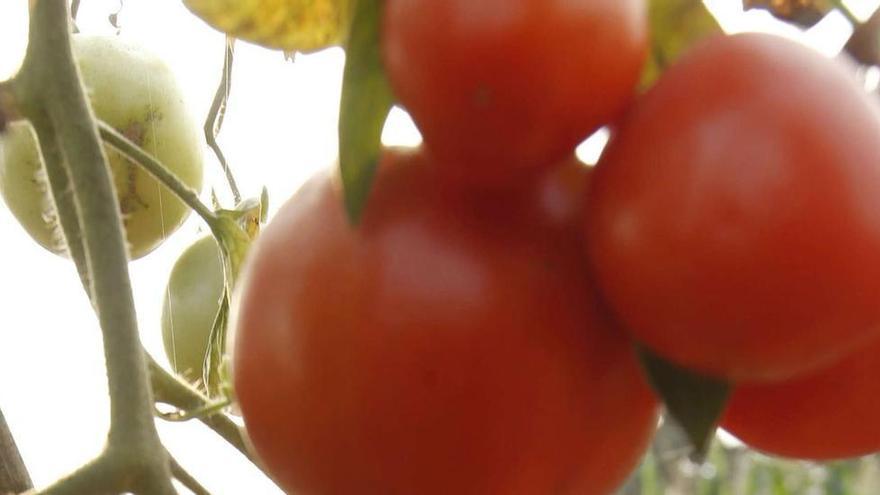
641 0 722 88
183 0 354 53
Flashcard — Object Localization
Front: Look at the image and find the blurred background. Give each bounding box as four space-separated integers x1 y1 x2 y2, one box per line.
1 1 879 493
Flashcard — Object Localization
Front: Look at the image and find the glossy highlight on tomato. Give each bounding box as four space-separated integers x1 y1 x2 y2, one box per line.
232 149 658 495
587 32 880 382
382 0 648 187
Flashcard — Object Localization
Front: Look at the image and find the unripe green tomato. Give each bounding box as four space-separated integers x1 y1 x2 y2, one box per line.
0 34 204 259
161 235 225 384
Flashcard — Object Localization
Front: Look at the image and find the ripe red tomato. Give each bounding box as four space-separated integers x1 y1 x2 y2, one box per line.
586 32 880 382
381 0 648 187
232 149 658 495
721 337 880 460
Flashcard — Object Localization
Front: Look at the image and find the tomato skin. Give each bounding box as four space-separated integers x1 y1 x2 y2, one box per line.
0 35 203 260
382 0 647 187
232 150 657 495
161 236 224 385
587 33 880 382
722 338 880 460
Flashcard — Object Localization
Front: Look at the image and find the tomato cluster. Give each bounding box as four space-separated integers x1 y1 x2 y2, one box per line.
231 1 657 494
228 2 880 494
233 153 658 494
587 32 880 460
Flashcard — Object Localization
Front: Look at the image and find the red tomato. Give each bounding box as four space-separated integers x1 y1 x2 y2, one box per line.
586 32 880 382
381 0 648 187
232 149 658 495
722 337 880 460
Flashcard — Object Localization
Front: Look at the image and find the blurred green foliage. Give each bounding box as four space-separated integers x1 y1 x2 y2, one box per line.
618 421 880 495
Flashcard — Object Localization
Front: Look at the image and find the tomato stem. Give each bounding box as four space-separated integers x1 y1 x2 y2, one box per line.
10 0 176 493
0 81 21 131
204 37 242 204
147 354 260 467
0 408 32 494
97 120 218 226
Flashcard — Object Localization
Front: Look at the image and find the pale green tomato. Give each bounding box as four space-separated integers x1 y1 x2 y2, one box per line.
161 236 224 385
0 34 204 259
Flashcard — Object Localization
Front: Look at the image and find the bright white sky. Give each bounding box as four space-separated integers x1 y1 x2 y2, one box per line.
0 0 877 493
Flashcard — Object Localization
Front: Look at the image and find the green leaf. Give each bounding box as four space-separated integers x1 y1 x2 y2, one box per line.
203 291 230 398
637 345 730 460
641 0 722 88
203 199 263 398
339 0 394 224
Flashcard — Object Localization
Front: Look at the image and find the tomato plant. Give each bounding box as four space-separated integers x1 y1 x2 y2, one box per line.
721 337 880 460
381 0 648 187
0 34 203 260
231 148 658 495
586 32 880 382
161 235 224 385
13 0 880 492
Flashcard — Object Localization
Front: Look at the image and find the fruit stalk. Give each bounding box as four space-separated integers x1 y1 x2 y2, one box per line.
0 407 32 494
97 121 216 225
8 0 176 492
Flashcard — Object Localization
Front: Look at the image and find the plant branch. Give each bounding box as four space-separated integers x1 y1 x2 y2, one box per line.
36 458 112 495
167 452 211 495
97 121 217 225
205 38 241 203
70 0 81 20
23 44 260 488
70 0 81 33
32 117 92 297
42 117 263 485
90 121 261 471
26 0 158 449
0 407 32 495
0 82 21 132
13 0 174 492
147 356 256 466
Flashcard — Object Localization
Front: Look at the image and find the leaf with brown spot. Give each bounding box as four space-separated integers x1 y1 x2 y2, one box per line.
183 0 355 54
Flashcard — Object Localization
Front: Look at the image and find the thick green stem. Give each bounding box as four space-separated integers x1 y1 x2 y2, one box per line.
24 42 262 485
0 407 32 494
0 81 20 132
14 0 173 493
70 0 81 20
37 458 114 495
32 0 156 449
2 1 267 492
